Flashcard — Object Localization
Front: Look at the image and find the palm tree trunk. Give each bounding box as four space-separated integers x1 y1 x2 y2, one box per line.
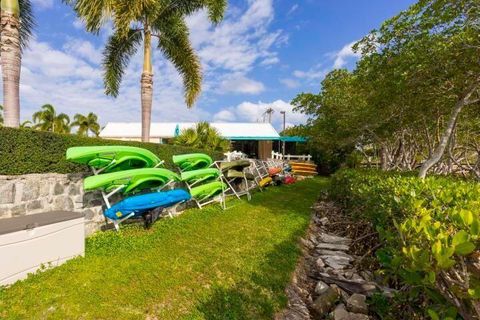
0 1 21 128
141 28 153 142
418 81 479 179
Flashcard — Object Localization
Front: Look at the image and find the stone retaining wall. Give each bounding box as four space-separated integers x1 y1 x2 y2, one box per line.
0 173 105 236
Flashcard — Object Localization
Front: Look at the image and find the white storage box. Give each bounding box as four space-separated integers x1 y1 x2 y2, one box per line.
0 211 85 286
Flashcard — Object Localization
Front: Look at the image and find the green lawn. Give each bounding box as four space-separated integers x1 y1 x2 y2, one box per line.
0 178 326 320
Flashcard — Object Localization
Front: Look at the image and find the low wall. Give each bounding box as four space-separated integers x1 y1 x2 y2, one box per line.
0 173 106 236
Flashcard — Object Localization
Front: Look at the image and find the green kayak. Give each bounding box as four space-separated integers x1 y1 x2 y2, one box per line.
219 160 251 172
83 168 180 194
181 168 220 184
173 153 213 171
66 146 161 173
190 181 226 200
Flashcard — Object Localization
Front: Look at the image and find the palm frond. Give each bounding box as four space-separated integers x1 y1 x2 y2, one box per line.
102 29 143 97
63 0 115 34
18 0 36 51
156 0 226 24
153 14 202 107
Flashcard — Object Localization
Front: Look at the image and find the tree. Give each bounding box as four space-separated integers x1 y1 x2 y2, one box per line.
0 104 3 125
32 104 71 134
0 0 35 127
174 122 230 152
65 0 227 142
71 112 100 137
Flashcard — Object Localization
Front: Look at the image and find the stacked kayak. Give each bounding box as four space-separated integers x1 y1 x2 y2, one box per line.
219 160 253 179
67 146 161 173
290 161 317 176
173 153 213 171
83 168 180 194
67 145 189 230
175 153 226 208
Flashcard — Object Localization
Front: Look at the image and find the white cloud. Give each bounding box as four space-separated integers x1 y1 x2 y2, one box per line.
333 41 360 69
32 0 53 9
213 99 307 131
63 39 103 65
72 18 84 30
287 4 299 16
280 78 300 88
292 40 360 83
219 73 265 94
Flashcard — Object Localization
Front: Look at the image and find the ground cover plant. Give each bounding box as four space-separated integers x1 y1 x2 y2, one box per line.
0 127 222 175
0 178 326 319
330 170 480 319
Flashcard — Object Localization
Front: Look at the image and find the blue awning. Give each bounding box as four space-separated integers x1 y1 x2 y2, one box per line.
279 136 307 143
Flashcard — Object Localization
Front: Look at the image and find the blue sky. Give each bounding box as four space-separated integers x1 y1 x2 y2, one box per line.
0 0 416 130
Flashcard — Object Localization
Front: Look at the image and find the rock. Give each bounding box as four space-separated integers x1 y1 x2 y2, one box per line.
0 183 15 204
311 287 339 315
319 217 329 225
322 255 352 269
314 281 329 295
27 200 43 211
360 271 373 282
53 196 74 211
316 257 325 269
10 204 26 216
53 183 64 195
300 238 315 250
318 249 353 259
320 233 351 245
21 181 39 201
346 294 368 314
331 284 351 303
317 243 350 251
333 304 370 320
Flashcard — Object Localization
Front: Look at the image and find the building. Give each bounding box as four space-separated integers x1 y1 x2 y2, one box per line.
100 122 284 160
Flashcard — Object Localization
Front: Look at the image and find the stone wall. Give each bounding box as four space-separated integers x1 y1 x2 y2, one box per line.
0 173 105 236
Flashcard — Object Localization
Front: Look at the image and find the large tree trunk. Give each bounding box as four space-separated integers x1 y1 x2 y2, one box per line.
141 29 153 142
0 8 21 128
418 83 479 179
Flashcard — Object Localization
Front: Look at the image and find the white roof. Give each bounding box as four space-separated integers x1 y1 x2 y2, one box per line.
100 122 280 140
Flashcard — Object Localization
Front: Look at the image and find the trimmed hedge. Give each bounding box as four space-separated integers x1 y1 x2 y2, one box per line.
330 169 480 319
0 127 223 175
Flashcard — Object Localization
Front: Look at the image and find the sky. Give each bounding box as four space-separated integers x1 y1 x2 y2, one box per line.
0 0 417 131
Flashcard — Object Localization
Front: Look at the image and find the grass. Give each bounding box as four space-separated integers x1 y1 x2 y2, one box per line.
0 178 327 319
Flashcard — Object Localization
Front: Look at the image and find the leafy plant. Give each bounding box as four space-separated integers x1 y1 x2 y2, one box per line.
174 122 230 152
70 112 100 137
32 104 71 134
330 169 480 319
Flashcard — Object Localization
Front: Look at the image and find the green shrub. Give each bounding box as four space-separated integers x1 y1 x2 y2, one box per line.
330 169 480 319
0 127 223 175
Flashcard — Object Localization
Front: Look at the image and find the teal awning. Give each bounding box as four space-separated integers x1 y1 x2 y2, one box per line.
279 136 307 143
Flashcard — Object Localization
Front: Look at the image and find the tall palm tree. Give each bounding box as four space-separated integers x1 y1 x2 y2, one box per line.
71 112 100 137
32 104 71 134
65 0 227 142
174 122 230 152
0 0 35 127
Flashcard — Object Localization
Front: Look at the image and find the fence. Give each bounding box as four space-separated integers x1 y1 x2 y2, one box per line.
271 151 312 162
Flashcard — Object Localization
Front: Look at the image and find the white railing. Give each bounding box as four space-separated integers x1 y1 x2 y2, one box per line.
271 151 312 162
224 150 248 161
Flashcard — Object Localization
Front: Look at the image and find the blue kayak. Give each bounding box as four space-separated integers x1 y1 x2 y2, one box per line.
104 189 191 221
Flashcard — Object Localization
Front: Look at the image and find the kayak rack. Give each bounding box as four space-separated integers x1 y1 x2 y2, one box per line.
211 161 252 202
89 166 176 231
178 167 226 210
249 160 270 190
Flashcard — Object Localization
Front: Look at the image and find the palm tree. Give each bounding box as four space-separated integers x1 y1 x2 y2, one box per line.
20 119 32 128
174 122 230 152
65 0 226 142
1 0 35 127
0 105 3 126
71 112 100 137
32 104 71 134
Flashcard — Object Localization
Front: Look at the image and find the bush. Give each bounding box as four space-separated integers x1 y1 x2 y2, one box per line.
0 127 223 175
330 169 480 319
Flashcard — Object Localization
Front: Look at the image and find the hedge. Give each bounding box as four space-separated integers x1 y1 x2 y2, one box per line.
0 127 223 175
329 169 480 319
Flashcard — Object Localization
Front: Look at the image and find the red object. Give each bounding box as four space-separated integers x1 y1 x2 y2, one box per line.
268 167 282 176
284 176 296 184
